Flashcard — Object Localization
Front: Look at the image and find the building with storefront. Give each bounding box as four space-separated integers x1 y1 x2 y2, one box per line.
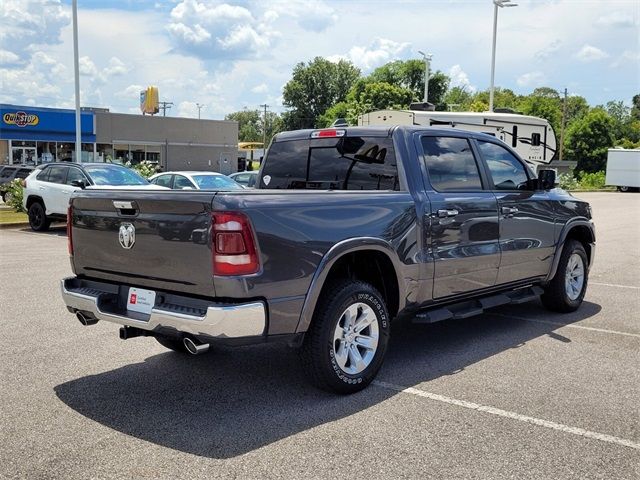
0 104 239 174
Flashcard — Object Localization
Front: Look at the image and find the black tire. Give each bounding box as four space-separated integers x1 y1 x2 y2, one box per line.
541 240 588 313
1 191 6 203
300 280 390 394
155 335 189 353
617 186 630 192
28 202 50 232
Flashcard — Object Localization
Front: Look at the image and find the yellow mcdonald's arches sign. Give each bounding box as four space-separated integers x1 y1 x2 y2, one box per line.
140 86 159 115
3 111 40 127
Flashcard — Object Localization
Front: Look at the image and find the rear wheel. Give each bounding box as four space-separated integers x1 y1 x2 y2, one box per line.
300 280 390 394
155 336 188 353
617 186 630 192
542 240 588 312
28 202 50 232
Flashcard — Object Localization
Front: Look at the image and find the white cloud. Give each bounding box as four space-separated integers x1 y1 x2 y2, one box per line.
448 65 476 93
610 50 640 69
116 84 145 98
535 39 562 61
177 100 198 118
330 38 412 71
0 0 70 60
516 71 546 87
595 11 637 28
104 57 128 76
251 83 268 94
265 0 337 32
576 44 609 62
167 1 278 59
0 50 20 65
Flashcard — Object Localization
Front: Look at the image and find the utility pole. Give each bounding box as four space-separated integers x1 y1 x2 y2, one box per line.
159 101 173 117
196 103 205 119
259 103 269 153
559 87 568 162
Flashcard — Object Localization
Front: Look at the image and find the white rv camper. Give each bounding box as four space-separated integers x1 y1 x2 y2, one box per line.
358 109 557 167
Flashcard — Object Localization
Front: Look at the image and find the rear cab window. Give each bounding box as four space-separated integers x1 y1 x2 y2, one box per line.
260 134 400 190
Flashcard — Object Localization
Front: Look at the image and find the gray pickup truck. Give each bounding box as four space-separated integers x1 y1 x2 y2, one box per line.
62 126 595 393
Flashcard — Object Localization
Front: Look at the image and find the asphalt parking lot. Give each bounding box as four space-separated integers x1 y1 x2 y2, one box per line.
1 192 638 479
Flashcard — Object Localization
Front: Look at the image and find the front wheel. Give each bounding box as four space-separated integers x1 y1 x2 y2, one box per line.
542 240 588 313
300 280 390 394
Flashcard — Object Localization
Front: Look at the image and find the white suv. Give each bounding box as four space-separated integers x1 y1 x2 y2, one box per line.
23 163 165 231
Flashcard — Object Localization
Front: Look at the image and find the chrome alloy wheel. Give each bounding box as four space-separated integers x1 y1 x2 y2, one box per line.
332 302 379 375
565 253 585 301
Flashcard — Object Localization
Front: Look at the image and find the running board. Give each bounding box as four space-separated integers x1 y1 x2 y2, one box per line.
413 286 543 324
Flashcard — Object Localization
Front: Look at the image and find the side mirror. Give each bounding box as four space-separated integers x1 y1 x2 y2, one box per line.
537 169 556 190
70 180 87 189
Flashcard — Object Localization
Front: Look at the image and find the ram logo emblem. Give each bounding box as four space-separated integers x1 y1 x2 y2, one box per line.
118 223 136 249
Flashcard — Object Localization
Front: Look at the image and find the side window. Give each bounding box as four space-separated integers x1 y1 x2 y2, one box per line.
173 175 195 189
261 136 400 190
421 136 483 191
37 168 50 182
46 166 68 184
66 168 88 185
478 141 530 191
531 133 541 146
153 174 173 188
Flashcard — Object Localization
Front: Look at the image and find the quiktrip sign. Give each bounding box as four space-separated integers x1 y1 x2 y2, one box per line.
0 104 95 142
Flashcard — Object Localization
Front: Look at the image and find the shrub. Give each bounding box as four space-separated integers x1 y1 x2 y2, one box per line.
3 179 25 212
577 171 607 190
557 173 579 190
125 161 157 179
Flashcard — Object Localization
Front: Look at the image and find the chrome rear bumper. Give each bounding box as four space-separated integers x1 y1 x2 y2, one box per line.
61 277 266 339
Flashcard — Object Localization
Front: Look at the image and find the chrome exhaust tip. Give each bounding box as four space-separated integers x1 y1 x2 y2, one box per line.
76 311 98 326
183 337 210 355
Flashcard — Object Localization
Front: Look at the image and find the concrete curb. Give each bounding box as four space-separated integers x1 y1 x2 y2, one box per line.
0 222 29 230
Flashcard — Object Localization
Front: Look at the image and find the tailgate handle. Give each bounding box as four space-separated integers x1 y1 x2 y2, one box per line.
113 201 138 216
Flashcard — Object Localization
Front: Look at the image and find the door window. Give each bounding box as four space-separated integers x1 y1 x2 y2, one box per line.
46 166 68 184
421 136 483 191
152 174 173 188
173 175 195 189
66 168 88 185
478 141 530 190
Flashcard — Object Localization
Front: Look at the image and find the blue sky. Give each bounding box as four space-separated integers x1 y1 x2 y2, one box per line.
1 0 638 120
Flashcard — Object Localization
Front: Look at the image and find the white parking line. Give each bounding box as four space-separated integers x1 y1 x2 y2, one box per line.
373 380 640 451
492 313 640 338
591 282 640 290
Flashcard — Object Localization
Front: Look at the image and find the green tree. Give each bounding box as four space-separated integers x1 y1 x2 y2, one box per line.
368 60 449 105
318 101 350 128
225 109 284 144
631 94 640 121
518 95 562 133
344 82 414 124
443 86 473 111
282 57 360 129
564 108 615 172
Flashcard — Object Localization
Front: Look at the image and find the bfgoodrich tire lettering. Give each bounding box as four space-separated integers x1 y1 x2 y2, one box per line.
542 239 588 313
300 280 390 394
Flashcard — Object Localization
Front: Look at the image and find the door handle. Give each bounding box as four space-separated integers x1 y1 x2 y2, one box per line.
437 209 459 218
501 206 519 215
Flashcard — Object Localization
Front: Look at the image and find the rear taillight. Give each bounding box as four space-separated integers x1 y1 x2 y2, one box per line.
67 205 73 256
212 212 259 276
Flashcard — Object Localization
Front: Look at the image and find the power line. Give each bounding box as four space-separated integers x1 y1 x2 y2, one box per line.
159 101 173 117
196 103 205 119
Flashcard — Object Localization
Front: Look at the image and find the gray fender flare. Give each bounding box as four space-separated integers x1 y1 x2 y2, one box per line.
295 237 406 334
546 218 595 282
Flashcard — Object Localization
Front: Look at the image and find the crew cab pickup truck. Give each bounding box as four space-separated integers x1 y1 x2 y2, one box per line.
61 126 595 393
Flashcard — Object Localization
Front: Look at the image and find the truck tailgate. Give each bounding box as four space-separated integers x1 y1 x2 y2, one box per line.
70 191 216 297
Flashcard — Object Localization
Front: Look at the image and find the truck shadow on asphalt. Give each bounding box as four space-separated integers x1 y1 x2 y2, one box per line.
54 300 601 459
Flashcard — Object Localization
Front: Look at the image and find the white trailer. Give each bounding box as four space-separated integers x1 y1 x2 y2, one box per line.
605 148 640 192
358 109 557 167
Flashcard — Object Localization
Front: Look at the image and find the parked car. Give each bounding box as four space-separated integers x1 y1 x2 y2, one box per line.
23 162 166 231
229 171 259 188
61 126 595 394
0 165 36 202
148 171 243 190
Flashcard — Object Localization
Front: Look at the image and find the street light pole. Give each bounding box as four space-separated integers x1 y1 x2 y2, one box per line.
196 103 205 119
418 51 433 103
489 0 518 112
72 0 81 162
